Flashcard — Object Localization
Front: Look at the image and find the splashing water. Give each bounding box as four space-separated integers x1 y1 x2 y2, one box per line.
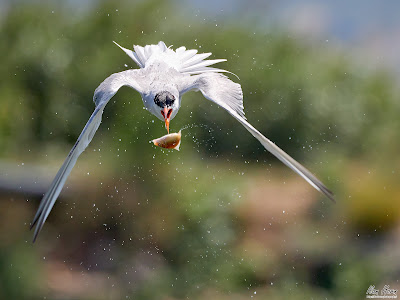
179 123 218 150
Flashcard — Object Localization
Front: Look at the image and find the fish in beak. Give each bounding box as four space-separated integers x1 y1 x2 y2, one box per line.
152 130 182 151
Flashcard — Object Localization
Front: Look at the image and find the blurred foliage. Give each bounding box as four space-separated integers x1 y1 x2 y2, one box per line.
0 0 400 299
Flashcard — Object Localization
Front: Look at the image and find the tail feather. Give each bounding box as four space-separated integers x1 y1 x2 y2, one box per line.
175 46 187 54
158 41 167 51
133 45 147 66
181 59 227 72
178 49 198 62
144 45 152 58
181 53 212 68
115 41 230 76
113 41 143 67
185 67 239 79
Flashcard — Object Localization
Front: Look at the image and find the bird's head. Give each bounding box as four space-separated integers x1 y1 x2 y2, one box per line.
153 91 179 133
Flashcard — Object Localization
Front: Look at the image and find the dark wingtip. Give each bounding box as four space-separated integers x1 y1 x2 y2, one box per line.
31 225 38 243
30 215 42 242
327 193 336 203
29 218 37 231
32 223 43 243
321 186 336 203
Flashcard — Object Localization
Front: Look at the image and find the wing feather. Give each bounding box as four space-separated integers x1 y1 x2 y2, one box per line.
30 70 143 242
181 73 335 201
181 73 245 118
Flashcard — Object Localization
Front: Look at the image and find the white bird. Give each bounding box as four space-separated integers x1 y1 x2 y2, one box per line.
31 41 334 242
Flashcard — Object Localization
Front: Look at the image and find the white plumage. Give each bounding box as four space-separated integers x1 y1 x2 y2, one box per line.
31 41 334 242
114 41 227 74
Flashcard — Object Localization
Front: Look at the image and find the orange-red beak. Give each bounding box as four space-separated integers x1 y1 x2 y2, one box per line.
161 107 172 133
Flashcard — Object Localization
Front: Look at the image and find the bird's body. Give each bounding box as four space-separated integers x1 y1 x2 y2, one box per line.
30 41 334 242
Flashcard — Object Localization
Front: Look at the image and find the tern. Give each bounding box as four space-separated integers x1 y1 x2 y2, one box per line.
30 41 334 242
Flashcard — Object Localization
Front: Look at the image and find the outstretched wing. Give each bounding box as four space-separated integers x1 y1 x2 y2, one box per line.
180 73 335 202
31 70 143 242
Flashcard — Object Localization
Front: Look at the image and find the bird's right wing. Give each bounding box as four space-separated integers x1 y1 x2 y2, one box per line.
180 73 335 202
31 70 144 242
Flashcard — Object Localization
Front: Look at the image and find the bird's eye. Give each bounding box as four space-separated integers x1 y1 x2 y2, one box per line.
166 95 175 106
154 95 162 107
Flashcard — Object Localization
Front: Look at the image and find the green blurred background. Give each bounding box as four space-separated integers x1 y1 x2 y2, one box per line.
1 0 399 299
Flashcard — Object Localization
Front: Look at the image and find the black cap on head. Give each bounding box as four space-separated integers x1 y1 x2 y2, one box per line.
154 91 175 108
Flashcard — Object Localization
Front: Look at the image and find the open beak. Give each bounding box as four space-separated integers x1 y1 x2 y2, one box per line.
161 107 172 133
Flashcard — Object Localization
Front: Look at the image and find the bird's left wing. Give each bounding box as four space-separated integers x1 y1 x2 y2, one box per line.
179 73 334 202
31 70 143 242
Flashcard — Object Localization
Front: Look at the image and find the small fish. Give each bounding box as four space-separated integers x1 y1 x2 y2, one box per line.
151 130 182 150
